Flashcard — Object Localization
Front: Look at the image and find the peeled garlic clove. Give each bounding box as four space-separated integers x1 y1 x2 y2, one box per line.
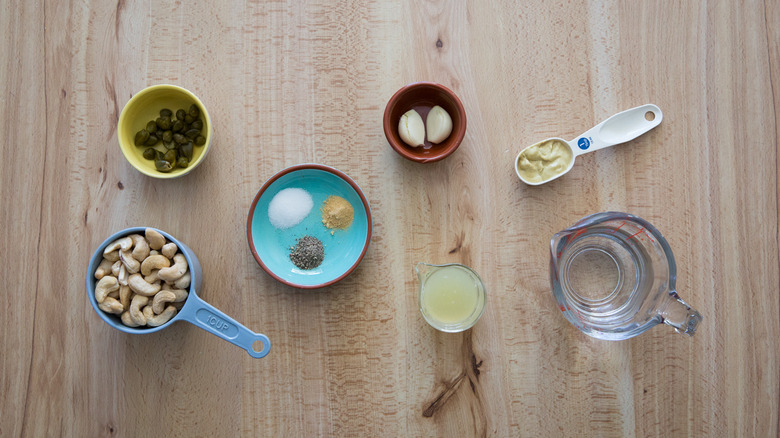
426 105 453 144
398 109 425 147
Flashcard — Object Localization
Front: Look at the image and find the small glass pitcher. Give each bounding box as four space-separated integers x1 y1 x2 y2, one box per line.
415 263 486 333
550 212 702 340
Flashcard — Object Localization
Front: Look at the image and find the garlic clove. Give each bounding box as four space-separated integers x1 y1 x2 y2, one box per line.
426 105 453 144
398 109 425 147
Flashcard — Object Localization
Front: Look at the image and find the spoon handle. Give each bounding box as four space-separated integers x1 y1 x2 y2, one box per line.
570 104 662 156
179 292 271 358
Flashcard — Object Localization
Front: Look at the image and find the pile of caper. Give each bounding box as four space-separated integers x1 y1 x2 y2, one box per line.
134 104 206 172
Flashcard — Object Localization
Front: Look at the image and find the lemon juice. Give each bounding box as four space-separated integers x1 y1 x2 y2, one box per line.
418 264 486 331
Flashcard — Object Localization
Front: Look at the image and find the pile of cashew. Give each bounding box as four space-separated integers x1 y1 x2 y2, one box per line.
94 228 191 327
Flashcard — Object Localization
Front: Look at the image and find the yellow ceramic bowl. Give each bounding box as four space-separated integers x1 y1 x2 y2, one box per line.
117 85 212 178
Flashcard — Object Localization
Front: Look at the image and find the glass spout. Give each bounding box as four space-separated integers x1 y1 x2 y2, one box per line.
415 262 437 282
550 232 565 257
659 291 702 336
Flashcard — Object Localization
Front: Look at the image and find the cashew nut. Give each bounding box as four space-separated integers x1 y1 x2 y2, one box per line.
152 290 176 314
173 289 188 303
173 271 191 290
144 269 160 284
129 234 150 261
104 250 120 262
111 260 122 277
129 295 149 326
119 249 140 274
158 253 188 282
118 264 128 286
141 254 170 276
98 297 124 314
161 242 178 259
104 236 133 255
143 305 177 327
99 230 192 329
121 311 141 327
128 273 161 296
145 228 166 250
94 259 113 280
119 285 131 310
162 283 189 302
95 276 119 304
173 289 188 302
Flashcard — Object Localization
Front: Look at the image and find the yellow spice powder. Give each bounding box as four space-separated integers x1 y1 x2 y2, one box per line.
321 195 354 230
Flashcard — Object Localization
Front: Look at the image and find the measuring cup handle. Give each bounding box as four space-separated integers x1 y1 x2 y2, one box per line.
659 291 702 336
178 293 271 358
571 104 663 155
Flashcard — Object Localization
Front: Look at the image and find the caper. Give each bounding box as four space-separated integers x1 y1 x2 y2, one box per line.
160 108 173 118
162 130 173 143
188 104 200 118
191 120 203 130
146 121 157 134
176 109 187 121
134 129 150 146
143 148 157 160
194 135 206 146
184 114 194 124
155 150 165 160
185 129 200 139
173 133 187 144
180 142 194 160
172 120 184 132
157 117 172 130
176 156 189 168
145 135 158 146
163 140 177 150
155 159 173 172
163 149 177 163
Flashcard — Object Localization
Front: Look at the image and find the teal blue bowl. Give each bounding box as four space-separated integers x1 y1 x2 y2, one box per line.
247 164 372 289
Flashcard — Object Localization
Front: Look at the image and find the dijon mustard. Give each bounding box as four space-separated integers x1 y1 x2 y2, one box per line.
516 139 573 183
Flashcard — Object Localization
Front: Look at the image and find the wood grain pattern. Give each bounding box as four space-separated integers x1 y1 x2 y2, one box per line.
1 1 778 436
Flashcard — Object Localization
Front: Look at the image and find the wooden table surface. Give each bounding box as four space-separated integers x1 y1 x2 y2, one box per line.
2 1 778 436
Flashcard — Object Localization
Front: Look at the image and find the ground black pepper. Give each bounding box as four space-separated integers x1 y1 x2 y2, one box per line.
289 235 324 270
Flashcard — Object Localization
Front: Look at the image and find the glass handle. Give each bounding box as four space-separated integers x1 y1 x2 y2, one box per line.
659 291 702 336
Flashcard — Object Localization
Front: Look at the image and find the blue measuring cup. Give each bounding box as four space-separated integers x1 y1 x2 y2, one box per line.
86 227 270 358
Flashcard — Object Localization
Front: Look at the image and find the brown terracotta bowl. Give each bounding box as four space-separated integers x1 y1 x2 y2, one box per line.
383 82 467 163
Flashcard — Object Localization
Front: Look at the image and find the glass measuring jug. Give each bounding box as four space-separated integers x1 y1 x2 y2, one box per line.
416 263 486 333
550 212 702 340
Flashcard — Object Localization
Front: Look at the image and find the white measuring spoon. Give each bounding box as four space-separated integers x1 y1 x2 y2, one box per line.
515 104 663 185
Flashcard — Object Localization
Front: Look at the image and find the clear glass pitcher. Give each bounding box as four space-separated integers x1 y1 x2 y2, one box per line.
550 212 702 340
415 263 486 333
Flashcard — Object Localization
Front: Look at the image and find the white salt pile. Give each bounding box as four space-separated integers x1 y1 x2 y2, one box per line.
268 188 313 229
